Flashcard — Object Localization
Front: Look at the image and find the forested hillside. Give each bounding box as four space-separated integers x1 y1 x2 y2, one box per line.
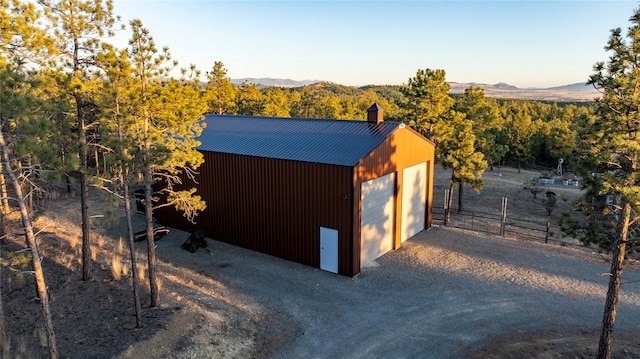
233 78 599 102
218 67 591 172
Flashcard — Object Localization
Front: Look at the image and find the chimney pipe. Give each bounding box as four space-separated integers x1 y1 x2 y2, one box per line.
367 103 384 124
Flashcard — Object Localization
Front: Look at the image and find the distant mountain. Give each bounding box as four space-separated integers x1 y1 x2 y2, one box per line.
448 82 599 102
231 78 600 102
546 82 599 93
493 82 519 90
231 78 322 88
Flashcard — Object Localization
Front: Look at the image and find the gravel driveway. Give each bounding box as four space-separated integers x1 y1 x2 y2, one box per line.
155 224 640 358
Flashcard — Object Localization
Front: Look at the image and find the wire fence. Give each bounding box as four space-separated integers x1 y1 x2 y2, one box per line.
431 190 584 247
432 206 584 246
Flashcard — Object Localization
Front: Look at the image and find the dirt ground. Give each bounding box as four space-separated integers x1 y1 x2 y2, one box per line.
1 165 640 358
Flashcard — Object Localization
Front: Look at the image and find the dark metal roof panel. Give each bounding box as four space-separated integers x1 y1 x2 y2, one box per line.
197 114 401 166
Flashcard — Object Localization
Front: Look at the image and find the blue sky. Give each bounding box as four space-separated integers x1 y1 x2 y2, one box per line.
112 1 638 88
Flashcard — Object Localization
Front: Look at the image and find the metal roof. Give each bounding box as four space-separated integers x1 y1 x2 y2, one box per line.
197 114 402 166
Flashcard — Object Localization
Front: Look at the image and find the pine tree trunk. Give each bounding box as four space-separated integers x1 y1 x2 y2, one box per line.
596 200 630 359
75 91 92 281
123 179 143 327
144 178 160 307
0 130 58 359
458 182 464 213
0 169 9 214
80 164 91 280
16 161 32 214
116 102 143 326
0 280 7 357
0 210 5 245
94 149 99 176
446 181 454 223
0 150 9 350
545 218 550 243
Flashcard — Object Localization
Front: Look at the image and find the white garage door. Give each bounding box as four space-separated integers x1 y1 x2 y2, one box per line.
360 173 395 266
401 162 427 242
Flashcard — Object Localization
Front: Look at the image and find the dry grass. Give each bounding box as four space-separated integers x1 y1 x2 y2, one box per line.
121 263 130 277
117 237 124 255
56 251 76 271
24 197 157 285
68 235 79 253
137 263 147 281
111 255 123 280
97 235 106 250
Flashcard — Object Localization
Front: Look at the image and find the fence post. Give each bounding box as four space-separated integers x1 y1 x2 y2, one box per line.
500 197 508 237
444 189 450 225
545 219 550 243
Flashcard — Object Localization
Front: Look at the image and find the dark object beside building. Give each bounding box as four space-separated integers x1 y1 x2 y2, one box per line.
181 229 209 253
134 226 170 242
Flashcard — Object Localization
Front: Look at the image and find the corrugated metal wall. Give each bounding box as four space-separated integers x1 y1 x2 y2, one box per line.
353 126 435 272
154 152 357 275
155 125 435 277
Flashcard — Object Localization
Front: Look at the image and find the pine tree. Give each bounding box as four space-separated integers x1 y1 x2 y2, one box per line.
204 61 237 115
503 102 536 173
95 44 143 327
39 0 119 281
290 86 316 118
399 70 485 217
399 68 453 141
438 110 487 218
545 118 577 160
0 1 58 356
581 7 640 359
454 86 507 171
262 87 292 117
128 19 206 307
0 130 58 358
236 80 266 115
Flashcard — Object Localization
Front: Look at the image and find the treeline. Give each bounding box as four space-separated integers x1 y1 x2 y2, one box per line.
205 62 404 120
0 0 596 357
216 66 591 172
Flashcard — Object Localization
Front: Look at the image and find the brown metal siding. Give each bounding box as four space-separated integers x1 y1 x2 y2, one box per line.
154 152 356 275
155 125 434 277
352 127 435 273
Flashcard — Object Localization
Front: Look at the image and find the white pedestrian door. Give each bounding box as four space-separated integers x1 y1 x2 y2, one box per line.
401 162 427 242
360 173 395 267
320 227 339 273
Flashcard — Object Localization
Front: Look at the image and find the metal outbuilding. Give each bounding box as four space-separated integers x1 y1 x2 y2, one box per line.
154 104 435 276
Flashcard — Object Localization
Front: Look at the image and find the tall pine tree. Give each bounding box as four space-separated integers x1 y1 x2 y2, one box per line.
39 0 119 281
581 7 640 359
0 1 59 356
399 68 453 141
128 19 206 307
95 44 143 327
438 110 486 218
454 86 507 172
204 61 237 115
